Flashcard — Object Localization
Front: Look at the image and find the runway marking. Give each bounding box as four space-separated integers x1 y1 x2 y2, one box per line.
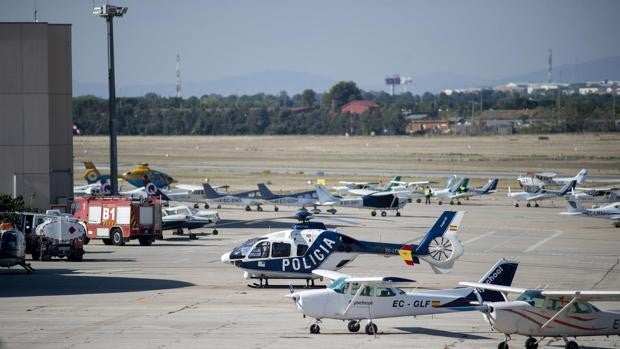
524 231 564 253
463 231 497 245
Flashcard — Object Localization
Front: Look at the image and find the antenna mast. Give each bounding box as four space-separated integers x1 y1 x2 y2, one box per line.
176 52 182 98
547 49 552 83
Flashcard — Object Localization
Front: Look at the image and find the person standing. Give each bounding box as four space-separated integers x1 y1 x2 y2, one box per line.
424 186 432 204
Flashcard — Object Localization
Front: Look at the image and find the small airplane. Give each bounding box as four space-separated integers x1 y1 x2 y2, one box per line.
221 210 465 287
315 185 408 217
432 177 470 205
287 259 518 335
202 183 263 211
562 199 620 227
81 161 176 189
0 222 34 273
517 169 587 188
571 187 619 203
447 178 499 205
161 205 219 239
459 281 620 349
342 176 402 196
508 180 577 207
257 183 319 212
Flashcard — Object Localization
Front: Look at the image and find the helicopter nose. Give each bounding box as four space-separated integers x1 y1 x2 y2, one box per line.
221 252 231 263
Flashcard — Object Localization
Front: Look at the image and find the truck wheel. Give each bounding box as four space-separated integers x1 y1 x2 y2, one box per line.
138 237 153 246
111 229 125 246
68 249 84 261
78 234 90 245
102 238 113 245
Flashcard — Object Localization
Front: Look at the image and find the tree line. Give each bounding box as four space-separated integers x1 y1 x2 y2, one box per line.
73 81 618 136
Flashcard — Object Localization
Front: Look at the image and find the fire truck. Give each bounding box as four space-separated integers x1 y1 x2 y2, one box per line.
72 196 162 246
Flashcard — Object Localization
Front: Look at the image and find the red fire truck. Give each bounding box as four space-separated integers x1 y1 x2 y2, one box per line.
72 196 162 246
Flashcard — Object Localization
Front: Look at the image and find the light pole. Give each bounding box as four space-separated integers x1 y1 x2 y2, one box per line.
93 4 127 195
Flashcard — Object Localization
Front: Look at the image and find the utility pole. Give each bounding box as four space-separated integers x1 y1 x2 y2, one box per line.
93 4 127 195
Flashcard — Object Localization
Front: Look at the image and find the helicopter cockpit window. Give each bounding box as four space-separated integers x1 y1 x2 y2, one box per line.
296 244 308 256
249 241 270 259
516 290 545 308
271 242 291 258
229 237 265 259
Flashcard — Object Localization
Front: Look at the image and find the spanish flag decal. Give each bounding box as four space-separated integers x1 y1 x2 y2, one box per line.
432 300 441 307
449 225 458 231
398 245 414 266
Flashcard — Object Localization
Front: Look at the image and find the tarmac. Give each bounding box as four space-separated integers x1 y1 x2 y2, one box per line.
1 195 619 349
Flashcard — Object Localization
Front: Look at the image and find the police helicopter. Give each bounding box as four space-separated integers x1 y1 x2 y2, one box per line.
221 210 465 287
286 259 518 335
0 222 34 273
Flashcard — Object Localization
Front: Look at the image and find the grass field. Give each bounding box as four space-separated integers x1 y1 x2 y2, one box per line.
73 133 620 191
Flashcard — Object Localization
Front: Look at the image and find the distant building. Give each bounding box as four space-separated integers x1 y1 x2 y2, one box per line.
341 100 379 115
406 120 450 134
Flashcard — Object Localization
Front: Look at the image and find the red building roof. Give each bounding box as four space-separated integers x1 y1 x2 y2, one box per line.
340 100 379 115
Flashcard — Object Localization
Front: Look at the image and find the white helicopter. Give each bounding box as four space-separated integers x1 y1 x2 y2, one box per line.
0 222 34 273
221 211 465 287
287 259 518 335
459 281 620 349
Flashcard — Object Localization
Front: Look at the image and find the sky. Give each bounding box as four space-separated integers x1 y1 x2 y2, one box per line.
2 0 619 89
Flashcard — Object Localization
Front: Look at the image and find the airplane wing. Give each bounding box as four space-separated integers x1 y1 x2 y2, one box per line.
458 282 528 294
541 290 620 301
312 269 350 281
369 191 399 197
345 276 415 284
610 215 620 220
175 184 202 191
526 193 550 201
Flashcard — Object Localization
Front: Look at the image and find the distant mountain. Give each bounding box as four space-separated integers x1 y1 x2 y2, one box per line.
494 55 620 85
73 56 620 97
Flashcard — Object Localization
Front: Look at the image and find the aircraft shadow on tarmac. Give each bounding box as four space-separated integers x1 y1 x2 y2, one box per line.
0 268 193 297
393 327 491 339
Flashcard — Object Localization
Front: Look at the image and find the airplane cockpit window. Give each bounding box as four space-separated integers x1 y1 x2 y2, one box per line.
545 298 565 311
329 277 347 294
360 286 373 296
229 237 266 259
516 290 545 308
296 244 308 256
571 302 594 314
271 242 291 258
249 241 270 259
374 287 396 297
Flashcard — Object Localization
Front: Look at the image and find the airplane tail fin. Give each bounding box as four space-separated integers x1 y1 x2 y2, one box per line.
575 169 588 184
559 180 577 196
449 177 466 192
385 176 401 190
83 161 102 184
257 183 276 200
565 198 586 213
444 175 457 189
476 259 519 302
315 185 337 204
410 211 465 274
482 178 499 193
202 183 224 199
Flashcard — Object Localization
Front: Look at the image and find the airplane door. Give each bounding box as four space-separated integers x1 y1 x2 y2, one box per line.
344 283 373 319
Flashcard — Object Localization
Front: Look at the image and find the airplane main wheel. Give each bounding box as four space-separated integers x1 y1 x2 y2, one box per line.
416 198 422 203
371 211 377 217
526 203 531 207
309 324 320 334
347 321 360 333
381 211 387 217
438 200 443 205
274 207 279 212
194 203 199 209
514 203 519 207
450 200 454 205
565 341 578 349
189 233 197 240
245 206 251 211
365 322 377 335
497 341 509 349
257 206 263 212
396 211 401 217
204 204 209 209
457 201 462 205
212 229 218 235
217 205 222 209
525 337 538 349
534 203 539 207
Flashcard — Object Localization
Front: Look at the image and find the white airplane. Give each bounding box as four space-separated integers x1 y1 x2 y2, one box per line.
341 176 403 196
201 183 263 211
221 211 465 287
333 181 381 196
161 205 220 239
287 259 518 335
459 281 620 349
508 180 576 207
257 183 319 212
517 169 587 188
448 178 499 204
571 187 619 204
315 185 408 217
562 199 620 227
432 177 469 205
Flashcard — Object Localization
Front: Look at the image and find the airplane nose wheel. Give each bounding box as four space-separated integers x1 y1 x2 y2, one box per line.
364 322 378 335
347 320 360 332
380 211 387 217
309 323 320 334
565 340 578 349
498 334 511 349
525 337 538 349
